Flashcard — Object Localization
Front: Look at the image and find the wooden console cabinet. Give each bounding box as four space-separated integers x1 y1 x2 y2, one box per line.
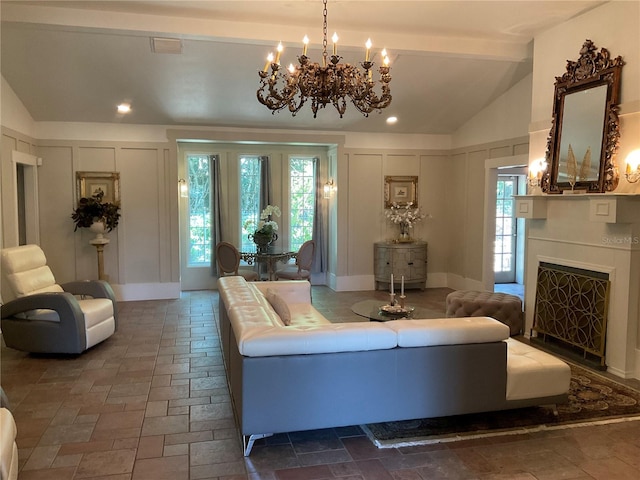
374 241 428 290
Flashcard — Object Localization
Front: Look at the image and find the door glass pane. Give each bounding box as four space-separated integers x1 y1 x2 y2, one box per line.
239 156 261 252
289 157 315 252
187 155 211 265
494 177 517 279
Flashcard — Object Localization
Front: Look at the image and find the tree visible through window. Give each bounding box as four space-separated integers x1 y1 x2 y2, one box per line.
289 157 315 252
187 154 211 265
239 156 262 251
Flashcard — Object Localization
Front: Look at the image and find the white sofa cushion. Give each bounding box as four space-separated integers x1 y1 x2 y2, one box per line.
218 276 262 308
288 304 332 327
250 280 311 304
388 317 510 347
231 309 397 357
505 338 571 400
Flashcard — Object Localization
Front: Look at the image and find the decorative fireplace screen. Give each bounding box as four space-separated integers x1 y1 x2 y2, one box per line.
533 262 610 365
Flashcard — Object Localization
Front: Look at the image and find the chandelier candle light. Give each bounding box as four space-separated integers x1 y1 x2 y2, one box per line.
257 0 392 118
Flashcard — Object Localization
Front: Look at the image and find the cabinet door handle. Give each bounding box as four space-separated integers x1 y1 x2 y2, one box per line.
407 262 414 265
386 262 390 265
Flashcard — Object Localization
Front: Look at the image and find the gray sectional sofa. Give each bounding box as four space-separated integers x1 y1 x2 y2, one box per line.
216 277 571 455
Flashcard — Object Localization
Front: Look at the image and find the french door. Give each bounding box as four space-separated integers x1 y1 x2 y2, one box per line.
494 176 517 283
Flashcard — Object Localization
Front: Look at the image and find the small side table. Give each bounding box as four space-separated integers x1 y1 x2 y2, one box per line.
89 238 110 281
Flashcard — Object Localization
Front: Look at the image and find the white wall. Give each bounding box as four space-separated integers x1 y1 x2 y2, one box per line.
529 1 640 195
523 0 640 379
1 75 36 139
453 73 533 149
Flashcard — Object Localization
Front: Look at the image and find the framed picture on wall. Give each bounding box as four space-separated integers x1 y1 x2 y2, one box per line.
76 171 121 205
384 176 418 208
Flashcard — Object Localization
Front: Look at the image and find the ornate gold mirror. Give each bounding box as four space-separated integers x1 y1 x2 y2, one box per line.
542 40 624 194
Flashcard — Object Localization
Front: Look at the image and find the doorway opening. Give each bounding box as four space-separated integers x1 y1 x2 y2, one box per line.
493 169 526 300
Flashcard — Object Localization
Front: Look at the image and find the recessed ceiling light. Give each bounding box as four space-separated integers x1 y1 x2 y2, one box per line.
117 104 131 114
386 116 398 125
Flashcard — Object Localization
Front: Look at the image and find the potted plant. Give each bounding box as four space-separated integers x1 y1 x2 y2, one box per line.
243 204 281 250
71 191 121 233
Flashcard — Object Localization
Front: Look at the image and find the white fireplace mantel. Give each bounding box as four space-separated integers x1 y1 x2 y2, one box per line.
514 194 640 223
518 194 640 380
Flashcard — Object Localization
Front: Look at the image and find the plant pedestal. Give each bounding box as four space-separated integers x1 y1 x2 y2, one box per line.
89 238 110 281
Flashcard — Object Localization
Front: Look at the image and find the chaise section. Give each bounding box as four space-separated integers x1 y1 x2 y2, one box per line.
505 338 572 401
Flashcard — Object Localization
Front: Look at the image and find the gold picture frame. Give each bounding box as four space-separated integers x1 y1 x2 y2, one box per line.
76 171 121 205
384 176 418 208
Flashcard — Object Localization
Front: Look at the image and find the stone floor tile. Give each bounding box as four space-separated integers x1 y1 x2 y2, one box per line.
22 445 60 470
190 438 244 466
580 456 640 480
91 427 142 441
94 410 145 431
190 460 247 479
131 454 189 480
273 464 333 480
51 453 83 469
190 402 233 422
15 466 77 480
57 440 114 456
136 435 165 459
145 400 169 417
75 449 137 478
148 385 190 401
141 414 190 436
165 430 214 445
164 443 189 456
38 423 95 446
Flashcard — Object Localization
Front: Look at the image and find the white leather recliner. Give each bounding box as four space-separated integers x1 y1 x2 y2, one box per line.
0 244 117 354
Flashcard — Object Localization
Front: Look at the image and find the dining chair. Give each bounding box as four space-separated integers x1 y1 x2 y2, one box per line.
215 242 259 281
274 240 316 281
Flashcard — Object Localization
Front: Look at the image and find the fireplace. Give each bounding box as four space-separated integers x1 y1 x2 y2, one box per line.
532 262 610 367
516 194 640 380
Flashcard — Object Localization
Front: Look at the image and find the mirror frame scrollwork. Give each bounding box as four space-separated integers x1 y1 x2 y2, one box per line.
541 40 624 194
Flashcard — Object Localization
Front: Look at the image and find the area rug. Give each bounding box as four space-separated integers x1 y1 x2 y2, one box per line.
363 362 640 448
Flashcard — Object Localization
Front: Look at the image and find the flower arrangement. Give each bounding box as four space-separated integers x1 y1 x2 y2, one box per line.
385 202 428 238
71 191 121 232
244 204 281 237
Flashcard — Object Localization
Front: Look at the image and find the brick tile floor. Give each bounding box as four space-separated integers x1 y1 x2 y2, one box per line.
2 287 639 479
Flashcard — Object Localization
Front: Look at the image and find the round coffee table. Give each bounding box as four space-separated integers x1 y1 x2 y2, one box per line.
351 299 429 322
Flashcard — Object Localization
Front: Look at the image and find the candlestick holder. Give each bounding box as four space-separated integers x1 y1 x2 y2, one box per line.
389 293 396 306
399 295 406 309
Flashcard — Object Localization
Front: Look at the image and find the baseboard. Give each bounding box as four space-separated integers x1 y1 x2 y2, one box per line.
111 282 181 301
425 273 447 288
333 275 375 292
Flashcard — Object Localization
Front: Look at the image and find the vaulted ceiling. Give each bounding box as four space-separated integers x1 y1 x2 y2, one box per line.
1 1 605 134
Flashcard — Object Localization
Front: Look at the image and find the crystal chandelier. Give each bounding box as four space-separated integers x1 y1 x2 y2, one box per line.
257 0 392 118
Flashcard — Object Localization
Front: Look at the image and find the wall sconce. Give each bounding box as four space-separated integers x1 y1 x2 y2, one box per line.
178 178 188 198
528 158 548 187
323 179 335 199
624 149 640 183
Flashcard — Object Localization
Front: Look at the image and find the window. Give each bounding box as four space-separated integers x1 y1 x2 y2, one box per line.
289 157 315 252
239 155 262 251
186 154 211 265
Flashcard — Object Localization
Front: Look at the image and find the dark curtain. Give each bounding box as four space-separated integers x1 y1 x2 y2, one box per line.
209 155 223 276
259 155 271 211
312 157 326 273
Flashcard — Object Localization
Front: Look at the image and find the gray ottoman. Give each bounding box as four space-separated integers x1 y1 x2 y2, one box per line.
445 290 523 336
